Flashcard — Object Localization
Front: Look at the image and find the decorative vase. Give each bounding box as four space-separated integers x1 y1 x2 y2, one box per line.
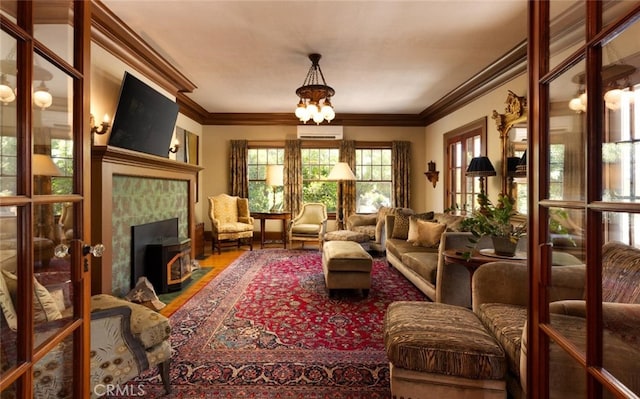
491 236 517 257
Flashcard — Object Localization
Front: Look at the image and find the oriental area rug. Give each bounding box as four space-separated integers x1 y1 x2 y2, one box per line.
130 249 426 398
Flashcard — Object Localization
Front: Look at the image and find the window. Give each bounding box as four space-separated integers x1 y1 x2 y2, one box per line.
0 135 16 195
301 148 339 212
354 148 392 212
51 138 73 196
444 119 486 213
248 147 284 212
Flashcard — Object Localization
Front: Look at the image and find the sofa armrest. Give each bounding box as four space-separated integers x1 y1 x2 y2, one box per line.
347 213 376 230
472 261 529 312
473 262 586 313
550 300 640 331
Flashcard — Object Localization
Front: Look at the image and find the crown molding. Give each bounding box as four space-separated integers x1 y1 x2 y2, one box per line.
91 0 197 96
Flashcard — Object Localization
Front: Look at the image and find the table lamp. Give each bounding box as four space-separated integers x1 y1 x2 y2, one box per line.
266 165 284 212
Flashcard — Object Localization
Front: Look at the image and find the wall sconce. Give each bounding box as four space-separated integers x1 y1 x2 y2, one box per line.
168 142 180 154
424 160 439 188
90 113 110 135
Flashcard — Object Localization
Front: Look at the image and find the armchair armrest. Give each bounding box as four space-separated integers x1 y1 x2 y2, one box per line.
90 306 149 383
384 214 395 241
238 216 254 224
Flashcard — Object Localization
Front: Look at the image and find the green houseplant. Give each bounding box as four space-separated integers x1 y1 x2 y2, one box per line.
460 193 526 257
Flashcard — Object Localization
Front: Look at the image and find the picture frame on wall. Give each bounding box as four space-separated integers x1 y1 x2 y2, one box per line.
186 131 199 165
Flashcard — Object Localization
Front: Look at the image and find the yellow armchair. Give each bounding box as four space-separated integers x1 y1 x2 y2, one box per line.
208 194 254 254
289 203 328 249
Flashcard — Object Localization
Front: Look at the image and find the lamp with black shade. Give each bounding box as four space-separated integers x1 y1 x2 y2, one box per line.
466 156 496 208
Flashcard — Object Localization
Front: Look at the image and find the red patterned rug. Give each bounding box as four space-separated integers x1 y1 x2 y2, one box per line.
132 249 426 398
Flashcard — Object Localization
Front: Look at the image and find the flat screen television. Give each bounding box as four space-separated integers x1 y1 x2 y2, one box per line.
107 72 179 158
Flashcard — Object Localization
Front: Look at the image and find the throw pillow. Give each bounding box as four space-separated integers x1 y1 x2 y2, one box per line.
0 271 17 331
33 278 62 323
125 276 166 311
434 213 466 232
391 208 413 240
407 219 447 247
3 270 63 323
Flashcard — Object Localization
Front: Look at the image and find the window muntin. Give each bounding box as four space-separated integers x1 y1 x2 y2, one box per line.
301 148 339 212
354 148 392 213
248 148 284 212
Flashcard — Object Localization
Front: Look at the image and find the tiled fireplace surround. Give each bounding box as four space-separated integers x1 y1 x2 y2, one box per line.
91 145 201 296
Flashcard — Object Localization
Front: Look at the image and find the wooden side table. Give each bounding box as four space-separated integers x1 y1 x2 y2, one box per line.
251 212 292 249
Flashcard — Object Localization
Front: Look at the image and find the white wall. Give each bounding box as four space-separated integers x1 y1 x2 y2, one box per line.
423 73 528 212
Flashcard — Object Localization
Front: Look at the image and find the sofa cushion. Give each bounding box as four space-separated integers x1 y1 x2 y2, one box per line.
384 302 506 380
0 270 17 331
407 219 446 248
477 303 527 377
401 252 439 284
386 238 437 261
352 225 375 240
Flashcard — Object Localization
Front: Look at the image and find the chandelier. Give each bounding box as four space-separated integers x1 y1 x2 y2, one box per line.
295 53 335 124
0 47 54 109
568 62 636 113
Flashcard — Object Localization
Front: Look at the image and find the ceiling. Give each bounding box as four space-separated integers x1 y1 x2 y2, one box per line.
100 0 528 116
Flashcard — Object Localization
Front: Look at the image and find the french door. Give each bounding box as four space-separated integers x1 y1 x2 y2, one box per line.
528 1 640 398
0 1 91 397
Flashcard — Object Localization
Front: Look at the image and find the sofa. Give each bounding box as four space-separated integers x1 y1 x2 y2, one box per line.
384 210 583 308
472 241 640 399
384 209 487 307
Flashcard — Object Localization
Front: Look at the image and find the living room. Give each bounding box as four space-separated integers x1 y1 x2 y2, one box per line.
1 1 640 399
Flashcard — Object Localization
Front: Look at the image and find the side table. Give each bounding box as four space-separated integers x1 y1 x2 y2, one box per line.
251 212 292 249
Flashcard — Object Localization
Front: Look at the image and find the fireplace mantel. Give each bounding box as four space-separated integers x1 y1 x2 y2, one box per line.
91 145 203 295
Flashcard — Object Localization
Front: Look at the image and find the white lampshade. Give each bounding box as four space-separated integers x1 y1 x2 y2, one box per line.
33 82 52 109
327 162 356 181
265 164 284 186
33 154 62 176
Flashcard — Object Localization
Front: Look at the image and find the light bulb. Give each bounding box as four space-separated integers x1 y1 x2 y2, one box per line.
307 103 319 116
295 101 307 120
312 112 325 124
604 88 623 110
321 102 334 120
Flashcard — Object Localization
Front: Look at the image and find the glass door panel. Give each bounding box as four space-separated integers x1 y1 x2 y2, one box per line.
1 31 18 196
601 212 640 396
0 206 19 376
548 61 587 202
34 0 75 66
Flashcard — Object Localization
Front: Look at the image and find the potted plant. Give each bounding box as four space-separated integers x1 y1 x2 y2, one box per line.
460 192 526 257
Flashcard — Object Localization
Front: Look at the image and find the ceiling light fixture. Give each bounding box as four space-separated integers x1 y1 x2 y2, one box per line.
568 63 636 113
0 47 54 109
295 53 335 124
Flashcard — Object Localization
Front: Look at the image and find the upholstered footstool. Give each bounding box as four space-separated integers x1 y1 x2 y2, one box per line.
322 240 373 297
384 301 507 399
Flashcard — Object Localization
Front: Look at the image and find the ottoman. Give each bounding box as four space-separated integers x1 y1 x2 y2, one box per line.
322 240 373 297
384 301 507 399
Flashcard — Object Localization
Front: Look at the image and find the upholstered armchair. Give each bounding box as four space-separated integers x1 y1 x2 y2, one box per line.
90 294 171 398
208 194 254 255
289 202 328 249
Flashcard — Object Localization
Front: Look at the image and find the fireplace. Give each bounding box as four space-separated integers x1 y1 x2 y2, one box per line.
131 218 192 294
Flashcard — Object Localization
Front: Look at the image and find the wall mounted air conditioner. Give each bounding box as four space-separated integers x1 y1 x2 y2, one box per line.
296 125 344 140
